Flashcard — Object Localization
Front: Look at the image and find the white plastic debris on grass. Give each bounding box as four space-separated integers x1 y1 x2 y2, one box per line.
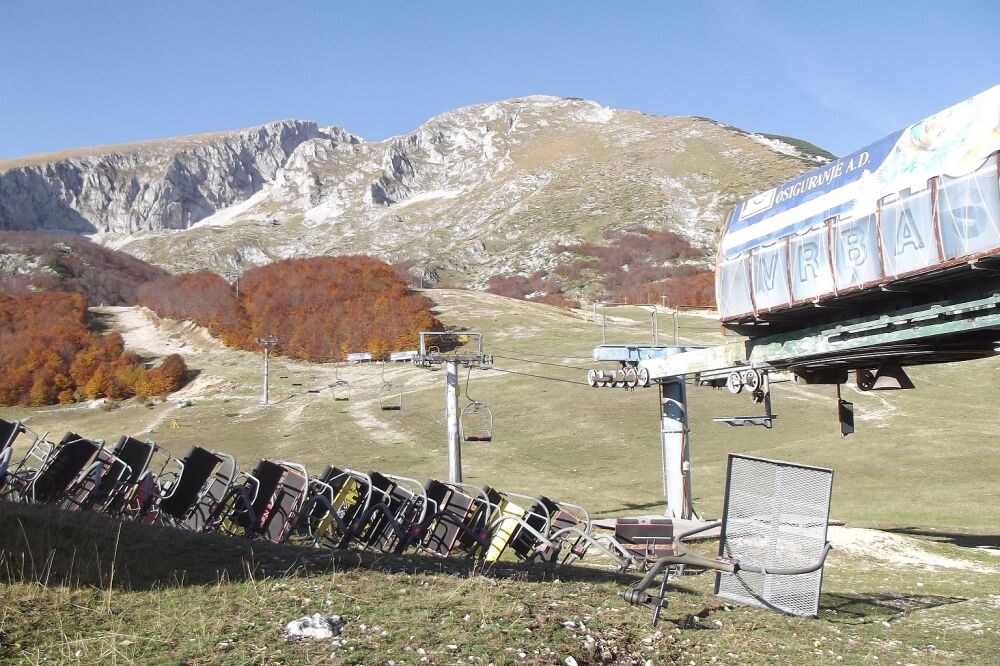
284 613 345 640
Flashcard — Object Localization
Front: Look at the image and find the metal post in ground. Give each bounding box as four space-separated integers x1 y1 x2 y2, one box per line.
257 336 278 405
660 376 697 519
446 360 462 482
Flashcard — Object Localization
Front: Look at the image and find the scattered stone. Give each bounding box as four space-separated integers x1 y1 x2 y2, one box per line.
283 614 344 640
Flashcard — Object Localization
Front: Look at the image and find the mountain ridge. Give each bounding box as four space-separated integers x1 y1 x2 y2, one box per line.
0 97 829 289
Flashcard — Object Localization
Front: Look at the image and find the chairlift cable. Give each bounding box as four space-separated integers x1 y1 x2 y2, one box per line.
489 366 591 386
490 347 593 361
491 353 588 370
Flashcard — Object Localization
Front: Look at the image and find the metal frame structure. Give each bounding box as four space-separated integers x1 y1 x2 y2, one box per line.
592 278 1000 519
377 362 402 411
622 454 834 626
412 331 494 483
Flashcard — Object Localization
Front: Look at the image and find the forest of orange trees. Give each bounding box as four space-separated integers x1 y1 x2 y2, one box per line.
0 291 187 406
138 256 443 362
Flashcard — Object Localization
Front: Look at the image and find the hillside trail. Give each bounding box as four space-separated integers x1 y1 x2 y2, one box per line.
93 305 445 440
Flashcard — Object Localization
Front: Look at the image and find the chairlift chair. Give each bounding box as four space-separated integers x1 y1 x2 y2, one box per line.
182 451 238 532
17 433 103 505
364 472 429 553
419 480 475 557
151 446 225 527
331 368 350 401
261 462 310 543
212 458 287 537
286 465 357 548
288 466 377 550
91 436 158 516
460 401 493 442
377 363 402 410
622 454 834 625
0 419 41 495
60 445 130 512
460 367 493 442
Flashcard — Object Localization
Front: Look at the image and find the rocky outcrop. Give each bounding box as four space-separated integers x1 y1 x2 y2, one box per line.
0 97 828 288
0 121 356 234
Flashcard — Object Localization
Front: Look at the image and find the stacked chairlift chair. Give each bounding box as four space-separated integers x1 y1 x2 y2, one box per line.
0 417 840 625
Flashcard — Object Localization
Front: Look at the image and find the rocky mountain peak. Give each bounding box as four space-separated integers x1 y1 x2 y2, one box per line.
0 97 828 289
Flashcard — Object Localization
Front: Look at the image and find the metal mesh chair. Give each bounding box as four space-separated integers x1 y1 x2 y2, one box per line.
715 455 834 616
622 454 834 625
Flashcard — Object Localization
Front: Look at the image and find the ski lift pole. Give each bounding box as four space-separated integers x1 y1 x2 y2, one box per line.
257 336 278 405
660 376 696 520
446 361 462 483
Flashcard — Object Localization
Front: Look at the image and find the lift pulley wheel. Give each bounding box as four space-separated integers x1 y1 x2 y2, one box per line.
726 372 743 394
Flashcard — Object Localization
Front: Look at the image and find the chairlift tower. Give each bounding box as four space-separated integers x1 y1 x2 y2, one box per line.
412 331 493 483
588 302 698 520
256 336 278 405
223 270 243 299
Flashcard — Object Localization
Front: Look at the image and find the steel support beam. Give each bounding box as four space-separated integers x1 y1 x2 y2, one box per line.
660 377 697 520
641 291 1000 380
446 361 462 483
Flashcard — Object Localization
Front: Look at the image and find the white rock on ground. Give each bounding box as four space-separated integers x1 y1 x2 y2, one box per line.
284 613 345 640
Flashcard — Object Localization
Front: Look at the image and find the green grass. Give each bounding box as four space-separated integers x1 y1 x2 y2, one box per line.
1 292 998 664
1 502 997 665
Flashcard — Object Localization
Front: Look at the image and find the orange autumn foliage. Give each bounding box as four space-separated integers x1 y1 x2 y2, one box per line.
138 256 443 362
0 291 188 406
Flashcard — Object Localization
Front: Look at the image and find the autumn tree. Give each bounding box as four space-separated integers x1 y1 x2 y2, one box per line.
138 256 443 363
0 291 191 406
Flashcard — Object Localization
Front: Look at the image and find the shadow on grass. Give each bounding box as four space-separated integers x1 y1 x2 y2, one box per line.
0 501 640 593
593 499 671 517
819 592 967 624
884 527 1000 550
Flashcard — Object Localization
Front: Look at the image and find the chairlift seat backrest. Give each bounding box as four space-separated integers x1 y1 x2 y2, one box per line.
509 496 560 560
456 485 503 553
159 447 222 520
61 448 118 510
262 465 308 543
304 465 339 522
183 453 237 531
335 471 369 527
0 418 22 453
250 459 287 519
537 509 584 564
484 491 526 563
422 480 476 557
32 435 101 504
113 436 156 487
360 471 398 545
714 454 834 617
379 485 419 551
92 436 155 506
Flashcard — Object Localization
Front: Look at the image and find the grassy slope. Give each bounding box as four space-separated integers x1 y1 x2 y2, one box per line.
1 291 998 664
1 502 997 665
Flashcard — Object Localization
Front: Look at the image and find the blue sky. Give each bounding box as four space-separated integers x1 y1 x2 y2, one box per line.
1 1 997 160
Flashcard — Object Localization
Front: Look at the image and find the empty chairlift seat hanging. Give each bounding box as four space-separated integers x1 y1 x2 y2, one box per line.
460 401 493 442
330 368 350 401
377 362 402 410
460 367 493 442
